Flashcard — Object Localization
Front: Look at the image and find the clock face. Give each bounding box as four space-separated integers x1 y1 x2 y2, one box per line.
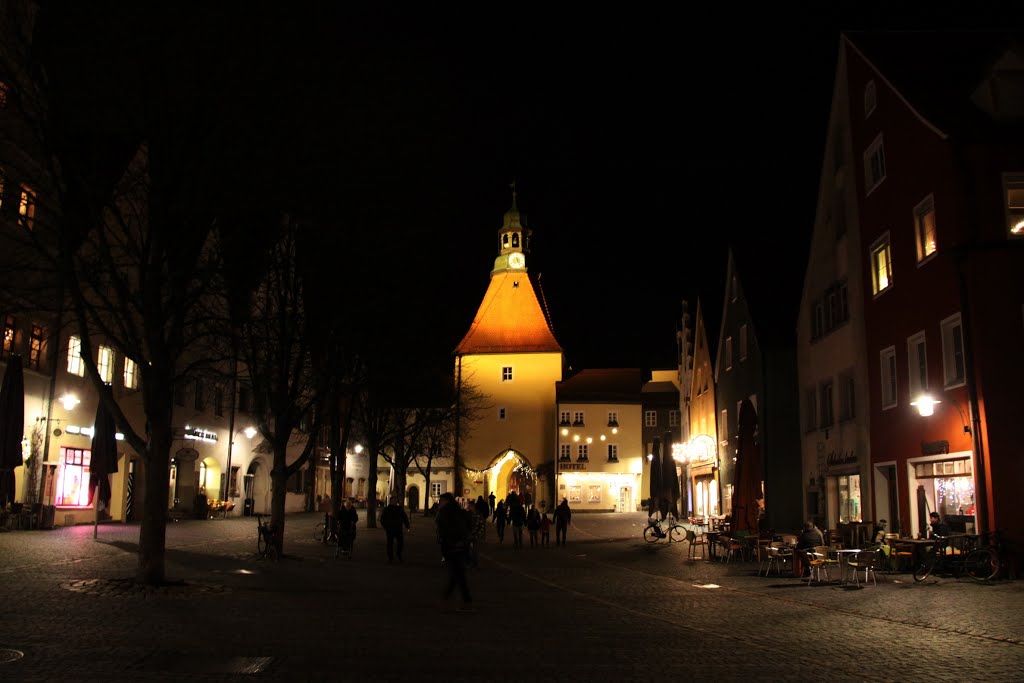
509 252 525 269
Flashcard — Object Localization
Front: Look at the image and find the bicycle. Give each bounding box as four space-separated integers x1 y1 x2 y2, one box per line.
912 533 998 582
643 516 686 543
314 514 337 544
256 514 279 561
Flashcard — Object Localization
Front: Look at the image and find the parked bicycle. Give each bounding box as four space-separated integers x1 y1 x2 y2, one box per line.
913 533 998 582
643 516 686 543
314 514 337 544
256 513 279 561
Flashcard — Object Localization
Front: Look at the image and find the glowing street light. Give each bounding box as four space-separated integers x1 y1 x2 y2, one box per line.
911 394 940 417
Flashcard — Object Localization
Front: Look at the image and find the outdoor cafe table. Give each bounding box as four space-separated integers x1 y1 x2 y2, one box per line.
831 548 863 587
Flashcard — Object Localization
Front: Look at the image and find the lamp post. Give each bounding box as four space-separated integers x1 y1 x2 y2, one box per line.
224 424 257 506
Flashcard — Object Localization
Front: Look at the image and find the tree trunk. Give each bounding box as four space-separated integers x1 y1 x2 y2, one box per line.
422 458 433 517
366 450 378 529
271 444 288 555
137 419 172 585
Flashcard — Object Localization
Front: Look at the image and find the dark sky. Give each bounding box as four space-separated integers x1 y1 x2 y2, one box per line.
39 3 1013 374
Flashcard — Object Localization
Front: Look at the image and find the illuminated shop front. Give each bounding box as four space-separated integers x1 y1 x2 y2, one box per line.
682 434 723 518
908 451 976 536
556 463 641 513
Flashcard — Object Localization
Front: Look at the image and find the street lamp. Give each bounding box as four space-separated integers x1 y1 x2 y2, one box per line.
224 424 257 504
911 393 970 433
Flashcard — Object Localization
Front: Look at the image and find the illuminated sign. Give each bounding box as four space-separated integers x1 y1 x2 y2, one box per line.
183 425 219 443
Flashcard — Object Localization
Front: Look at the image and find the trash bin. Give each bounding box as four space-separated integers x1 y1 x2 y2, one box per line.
243 498 254 517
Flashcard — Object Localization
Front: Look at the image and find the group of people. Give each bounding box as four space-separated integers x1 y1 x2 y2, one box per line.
490 493 572 549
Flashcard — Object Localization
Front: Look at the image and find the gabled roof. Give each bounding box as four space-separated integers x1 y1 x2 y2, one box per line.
556 368 643 402
455 271 562 355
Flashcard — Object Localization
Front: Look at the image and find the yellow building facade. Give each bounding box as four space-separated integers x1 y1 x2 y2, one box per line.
686 298 723 517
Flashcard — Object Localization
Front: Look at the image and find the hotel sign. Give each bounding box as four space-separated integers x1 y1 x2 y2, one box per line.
558 462 587 471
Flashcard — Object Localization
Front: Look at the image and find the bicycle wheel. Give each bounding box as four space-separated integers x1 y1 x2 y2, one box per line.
964 547 999 581
257 528 269 557
669 525 686 543
913 553 936 582
314 522 326 542
643 526 661 543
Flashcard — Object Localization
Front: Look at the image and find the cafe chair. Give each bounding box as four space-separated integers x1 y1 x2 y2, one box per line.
805 545 837 585
847 549 881 586
721 535 745 564
763 543 792 576
685 528 708 560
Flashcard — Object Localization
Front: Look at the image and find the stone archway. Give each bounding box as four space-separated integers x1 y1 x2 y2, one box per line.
487 449 536 506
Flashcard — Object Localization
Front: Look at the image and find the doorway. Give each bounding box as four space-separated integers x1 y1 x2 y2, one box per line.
408 485 420 512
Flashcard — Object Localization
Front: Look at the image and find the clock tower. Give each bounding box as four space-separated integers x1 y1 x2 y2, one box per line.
492 182 530 274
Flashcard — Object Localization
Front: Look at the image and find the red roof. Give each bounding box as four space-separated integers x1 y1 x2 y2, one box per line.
455 271 562 355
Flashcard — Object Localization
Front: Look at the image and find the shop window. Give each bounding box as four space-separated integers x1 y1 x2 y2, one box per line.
568 485 582 503
56 446 91 506
588 485 601 503
834 474 862 523
940 313 965 388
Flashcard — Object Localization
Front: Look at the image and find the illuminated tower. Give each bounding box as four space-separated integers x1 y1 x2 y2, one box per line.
454 189 563 505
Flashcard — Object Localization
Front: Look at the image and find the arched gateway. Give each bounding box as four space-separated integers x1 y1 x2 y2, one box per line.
487 449 536 506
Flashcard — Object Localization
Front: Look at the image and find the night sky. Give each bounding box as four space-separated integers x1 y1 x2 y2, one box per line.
38 3 1011 374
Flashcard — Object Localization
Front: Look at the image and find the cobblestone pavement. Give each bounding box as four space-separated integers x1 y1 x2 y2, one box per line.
1 511 1021 681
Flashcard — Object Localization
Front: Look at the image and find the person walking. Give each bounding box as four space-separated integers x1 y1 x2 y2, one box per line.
554 497 572 546
487 491 496 519
494 500 508 543
335 498 359 558
474 496 489 538
380 497 411 563
509 498 526 549
540 511 552 547
468 502 486 568
526 505 541 548
435 492 473 610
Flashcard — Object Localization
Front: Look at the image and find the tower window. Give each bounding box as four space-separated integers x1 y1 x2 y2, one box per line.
511 233 519 248
502 234 509 247
501 366 512 382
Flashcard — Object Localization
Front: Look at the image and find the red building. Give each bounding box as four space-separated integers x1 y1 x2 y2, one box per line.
844 32 1024 573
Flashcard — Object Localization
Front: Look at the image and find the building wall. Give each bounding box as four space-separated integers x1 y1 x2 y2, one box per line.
557 400 642 512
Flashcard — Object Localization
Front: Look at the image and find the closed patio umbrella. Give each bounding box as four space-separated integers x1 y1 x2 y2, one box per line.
0 355 25 508
732 399 762 534
648 438 662 520
90 384 119 539
661 431 680 519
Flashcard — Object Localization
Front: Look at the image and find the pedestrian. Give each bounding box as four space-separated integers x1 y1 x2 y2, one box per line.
554 497 572 546
526 505 541 547
474 495 490 531
488 491 496 519
335 498 359 558
435 492 473 611
468 503 486 568
793 519 823 577
506 490 520 510
380 496 411 564
509 497 526 549
540 511 552 547
494 500 508 543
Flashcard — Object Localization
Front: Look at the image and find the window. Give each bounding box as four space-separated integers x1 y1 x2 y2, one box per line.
67 335 84 376
880 346 897 409
669 410 679 427
501 366 512 382
28 324 43 370
573 411 585 426
2 315 15 357
497 406 506 421
214 386 224 416
839 372 855 421
940 314 966 388
588 485 601 503
739 325 748 361
228 465 240 497
644 410 657 427
559 411 571 426
724 336 733 370
19 186 36 230
430 481 446 500
577 444 589 462
194 378 205 411
804 388 817 433
1004 173 1024 236
719 409 728 445
55 446 91 506
819 380 834 428
607 444 618 462
559 444 571 461
96 345 113 383
907 332 928 399
870 233 893 295
123 357 138 390
914 194 937 262
607 411 618 426
864 134 886 195
864 80 877 117
568 485 582 503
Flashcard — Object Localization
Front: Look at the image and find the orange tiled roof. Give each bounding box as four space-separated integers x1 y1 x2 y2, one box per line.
455 271 562 355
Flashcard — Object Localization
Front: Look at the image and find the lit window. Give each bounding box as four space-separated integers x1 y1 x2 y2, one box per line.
880 346 897 409
2 315 15 357
568 485 582 503
914 195 937 262
940 313 966 388
55 446 92 506
28 324 43 370
67 335 84 376
588 485 601 503
97 345 113 383
864 80 877 118
18 186 36 230
864 134 886 195
870 233 893 295
1004 173 1024 236
644 410 657 427
501 366 512 382
123 357 138 390
907 332 928 398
